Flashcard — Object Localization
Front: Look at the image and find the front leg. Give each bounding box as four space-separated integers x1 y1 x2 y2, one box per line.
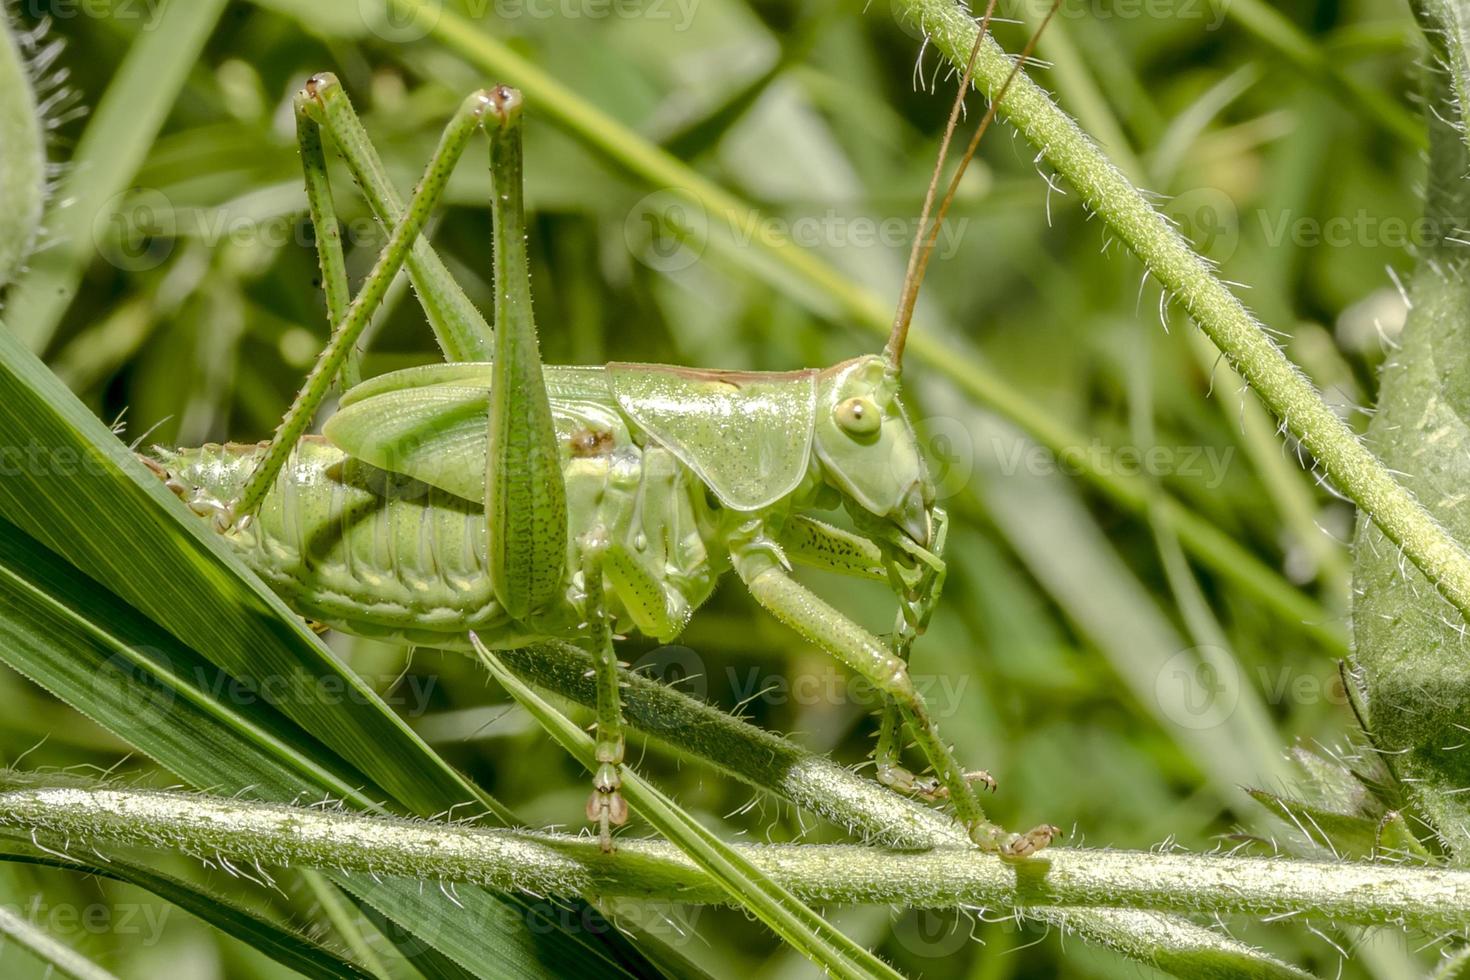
483 87 568 621
730 527 1056 858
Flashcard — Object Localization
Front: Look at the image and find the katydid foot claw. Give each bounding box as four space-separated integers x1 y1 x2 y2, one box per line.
878 764 995 801
965 820 1060 856
211 501 253 536
1000 824 1062 859
586 761 629 853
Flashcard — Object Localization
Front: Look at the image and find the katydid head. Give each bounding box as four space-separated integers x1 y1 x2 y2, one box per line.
814 355 934 549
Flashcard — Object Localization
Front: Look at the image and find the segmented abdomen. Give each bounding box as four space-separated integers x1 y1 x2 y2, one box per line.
153 436 719 648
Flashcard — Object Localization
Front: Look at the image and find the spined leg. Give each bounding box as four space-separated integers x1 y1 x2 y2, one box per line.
580 528 629 851
297 73 493 363
483 87 567 621
228 84 494 527
292 92 354 387
869 509 995 798
731 530 1057 858
778 514 991 799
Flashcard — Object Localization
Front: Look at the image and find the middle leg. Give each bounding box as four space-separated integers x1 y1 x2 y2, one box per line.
580 527 629 851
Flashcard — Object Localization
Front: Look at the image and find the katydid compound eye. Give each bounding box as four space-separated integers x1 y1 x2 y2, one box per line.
835 396 881 436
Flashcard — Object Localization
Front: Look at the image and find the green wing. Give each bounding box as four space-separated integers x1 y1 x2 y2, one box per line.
324 364 629 503
606 362 817 511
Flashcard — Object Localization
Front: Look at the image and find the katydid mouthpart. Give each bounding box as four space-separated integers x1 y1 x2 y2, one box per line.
149 2 1063 857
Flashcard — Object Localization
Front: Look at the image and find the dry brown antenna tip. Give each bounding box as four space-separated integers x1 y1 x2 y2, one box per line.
885 0 1065 371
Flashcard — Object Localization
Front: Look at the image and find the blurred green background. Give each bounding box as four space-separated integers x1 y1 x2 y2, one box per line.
0 0 1442 975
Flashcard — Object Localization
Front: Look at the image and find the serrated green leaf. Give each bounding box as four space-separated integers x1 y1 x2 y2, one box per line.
1351 0 1470 860
1248 789 1382 859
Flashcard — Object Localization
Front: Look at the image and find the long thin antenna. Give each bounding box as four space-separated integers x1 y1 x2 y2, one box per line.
885 0 1065 369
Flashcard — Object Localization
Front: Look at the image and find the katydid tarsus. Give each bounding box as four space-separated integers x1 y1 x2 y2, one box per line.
148 6 1064 856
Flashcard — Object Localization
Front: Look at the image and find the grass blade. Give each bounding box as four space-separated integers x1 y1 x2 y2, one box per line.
0 515 654 978
0 842 376 980
0 901 119 980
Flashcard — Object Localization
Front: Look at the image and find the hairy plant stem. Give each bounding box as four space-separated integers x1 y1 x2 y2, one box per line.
0 9 46 290
896 0 1470 626
2 776 1465 931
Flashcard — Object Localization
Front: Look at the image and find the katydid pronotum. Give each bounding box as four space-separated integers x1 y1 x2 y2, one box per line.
148 6 1063 857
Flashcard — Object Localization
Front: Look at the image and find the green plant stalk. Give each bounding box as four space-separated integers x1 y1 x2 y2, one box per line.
899 0 1470 627
1023 908 1312 980
365 0 1345 655
500 643 966 849
5 778 1468 931
0 9 46 290
1034 14 1351 601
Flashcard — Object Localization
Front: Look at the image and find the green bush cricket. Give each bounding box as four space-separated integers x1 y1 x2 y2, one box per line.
149 3 1063 857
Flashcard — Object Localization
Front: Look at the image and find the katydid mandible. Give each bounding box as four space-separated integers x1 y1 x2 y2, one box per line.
149 7 1062 856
